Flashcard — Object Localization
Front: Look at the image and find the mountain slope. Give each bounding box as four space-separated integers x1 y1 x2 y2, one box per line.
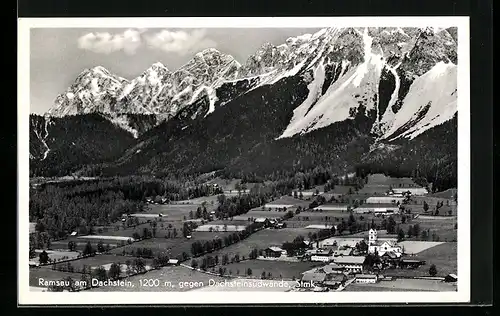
33 27 458 190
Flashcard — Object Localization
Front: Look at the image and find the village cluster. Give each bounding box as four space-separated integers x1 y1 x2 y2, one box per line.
29 174 458 292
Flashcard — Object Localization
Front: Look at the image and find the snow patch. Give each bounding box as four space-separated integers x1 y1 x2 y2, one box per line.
382 62 457 140
374 62 402 134
104 114 139 138
31 116 52 160
278 28 385 138
278 62 326 139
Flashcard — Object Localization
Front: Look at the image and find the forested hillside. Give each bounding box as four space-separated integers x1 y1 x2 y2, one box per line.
29 114 136 177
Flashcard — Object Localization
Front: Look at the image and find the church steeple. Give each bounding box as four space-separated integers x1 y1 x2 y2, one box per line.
368 228 378 245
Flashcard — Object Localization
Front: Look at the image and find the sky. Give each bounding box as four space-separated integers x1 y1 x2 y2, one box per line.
30 28 322 114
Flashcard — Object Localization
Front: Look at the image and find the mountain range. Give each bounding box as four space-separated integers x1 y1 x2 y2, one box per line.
30 27 458 191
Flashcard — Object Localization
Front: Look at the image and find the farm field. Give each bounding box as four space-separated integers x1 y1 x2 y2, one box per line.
219 260 321 280
109 238 191 259
383 242 457 277
366 174 418 187
293 211 351 221
77 235 136 242
303 224 334 229
206 228 319 259
32 250 80 264
108 231 234 259
398 217 457 241
142 204 198 220
195 224 246 232
209 219 249 226
51 254 153 273
345 279 456 292
233 211 284 221
87 265 227 292
191 278 297 292
413 242 457 276
284 214 381 229
204 178 247 190
398 241 444 254
50 240 120 252
403 202 457 216
264 196 310 208
428 188 457 199
327 185 356 195
29 267 84 287
356 185 389 195
173 194 220 207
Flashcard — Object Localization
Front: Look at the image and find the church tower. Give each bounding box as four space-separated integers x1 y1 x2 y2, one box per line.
368 228 378 245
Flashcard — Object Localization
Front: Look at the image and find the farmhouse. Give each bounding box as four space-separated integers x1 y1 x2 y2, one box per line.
332 256 366 273
301 191 323 198
334 248 353 257
310 249 334 262
313 204 350 212
368 229 402 257
274 222 285 229
318 263 346 274
265 247 285 258
392 187 429 196
365 196 405 204
254 218 268 224
381 251 400 261
29 260 39 267
353 203 400 215
167 259 179 266
323 274 348 289
300 272 327 287
355 274 378 283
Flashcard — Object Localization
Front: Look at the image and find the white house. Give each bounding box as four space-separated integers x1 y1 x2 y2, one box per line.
365 196 405 204
392 187 428 196
167 259 179 265
355 274 378 283
310 249 334 262
332 256 366 273
367 229 402 257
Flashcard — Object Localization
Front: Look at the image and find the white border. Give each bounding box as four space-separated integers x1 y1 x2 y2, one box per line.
18 16 470 305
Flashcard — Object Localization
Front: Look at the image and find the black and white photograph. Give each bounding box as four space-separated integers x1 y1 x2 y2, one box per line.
18 17 470 304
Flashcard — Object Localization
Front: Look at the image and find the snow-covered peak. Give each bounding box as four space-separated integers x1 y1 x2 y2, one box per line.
150 62 168 71
48 67 130 116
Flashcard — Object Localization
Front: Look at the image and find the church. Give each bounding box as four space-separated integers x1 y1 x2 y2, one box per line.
367 229 403 257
